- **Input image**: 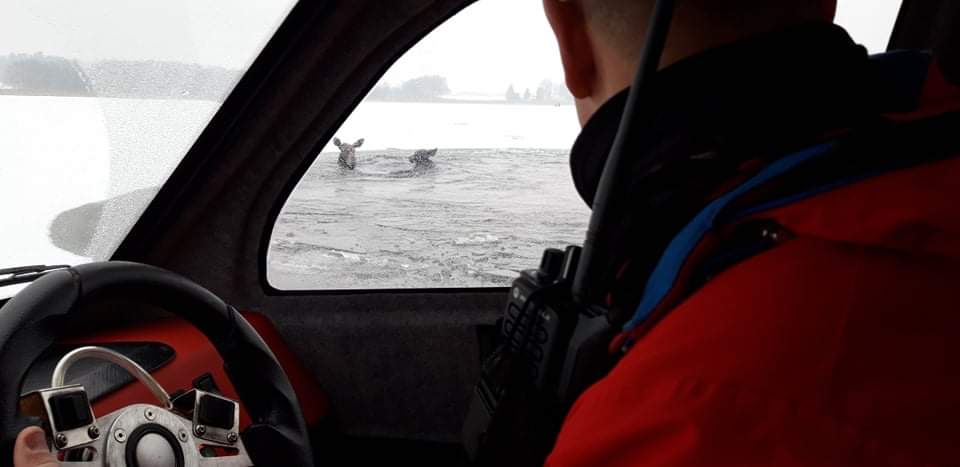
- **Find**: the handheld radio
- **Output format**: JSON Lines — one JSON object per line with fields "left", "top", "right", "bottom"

{"left": 461, "top": 246, "right": 615, "bottom": 465}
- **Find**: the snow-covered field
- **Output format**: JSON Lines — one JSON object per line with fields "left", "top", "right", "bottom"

{"left": 319, "top": 101, "right": 579, "bottom": 152}
{"left": 0, "top": 95, "right": 218, "bottom": 271}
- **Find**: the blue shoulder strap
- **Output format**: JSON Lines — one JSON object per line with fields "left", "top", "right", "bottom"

{"left": 622, "top": 50, "right": 934, "bottom": 334}
{"left": 622, "top": 142, "right": 835, "bottom": 332}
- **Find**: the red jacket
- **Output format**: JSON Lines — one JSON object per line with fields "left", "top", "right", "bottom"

{"left": 548, "top": 56, "right": 960, "bottom": 467}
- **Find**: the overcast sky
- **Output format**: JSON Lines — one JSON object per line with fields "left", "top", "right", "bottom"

{"left": 1, "top": 0, "right": 903, "bottom": 95}
{"left": 0, "top": 1, "right": 295, "bottom": 67}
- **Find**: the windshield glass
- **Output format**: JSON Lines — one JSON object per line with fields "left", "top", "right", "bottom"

{"left": 0, "top": 1, "right": 297, "bottom": 282}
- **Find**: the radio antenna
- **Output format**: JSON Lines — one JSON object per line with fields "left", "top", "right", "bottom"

{"left": 573, "top": 0, "right": 678, "bottom": 304}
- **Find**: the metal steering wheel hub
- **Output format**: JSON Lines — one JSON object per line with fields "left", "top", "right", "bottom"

{"left": 123, "top": 421, "right": 184, "bottom": 467}
{"left": 21, "top": 346, "right": 250, "bottom": 466}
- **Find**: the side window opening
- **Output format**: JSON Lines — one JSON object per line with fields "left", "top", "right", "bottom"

{"left": 835, "top": 0, "right": 903, "bottom": 53}
{"left": 268, "top": 0, "right": 589, "bottom": 290}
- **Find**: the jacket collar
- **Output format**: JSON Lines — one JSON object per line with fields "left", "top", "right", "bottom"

{"left": 570, "top": 23, "right": 877, "bottom": 207}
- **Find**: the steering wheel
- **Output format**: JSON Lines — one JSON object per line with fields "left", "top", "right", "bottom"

{"left": 0, "top": 262, "right": 314, "bottom": 466}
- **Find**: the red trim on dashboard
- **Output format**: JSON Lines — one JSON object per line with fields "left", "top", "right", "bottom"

{"left": 68, "top": 312, "right": 328, "bottom": 429}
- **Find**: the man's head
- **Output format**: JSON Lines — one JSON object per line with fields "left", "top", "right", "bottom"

{"left": 543, "top": 0, "right": 838, "bottom": 125}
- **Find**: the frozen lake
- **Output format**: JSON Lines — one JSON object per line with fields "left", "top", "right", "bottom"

{"left": 271, "top": 100, "right": 589, "bottom": 289}
{"left": 268, "top": 147, "right": 590, "bottom": 289}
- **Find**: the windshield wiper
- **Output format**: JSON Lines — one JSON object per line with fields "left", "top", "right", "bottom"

{"left": 0, "top": 264, "right": 71, "bottom": 287}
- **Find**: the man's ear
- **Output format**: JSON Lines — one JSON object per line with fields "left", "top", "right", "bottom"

{"left": 543, "top": 0, "right": 596, "bottom": 99}
{"left": 354, "top": 138, "right": 364, "bottom": 147}
{"left": 333, "top": 137, "right": 342, "bottom": 147}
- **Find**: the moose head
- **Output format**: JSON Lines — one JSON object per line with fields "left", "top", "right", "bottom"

{"left": 409, "top": 148, "right": 437, "bottom": 165}
{"left": 333, "top": 137, "right": 364, "bottom": 169}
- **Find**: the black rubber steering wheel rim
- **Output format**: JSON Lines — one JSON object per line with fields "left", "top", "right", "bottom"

{"left": 0, "top": 261, "right": 314, "bottom": 466}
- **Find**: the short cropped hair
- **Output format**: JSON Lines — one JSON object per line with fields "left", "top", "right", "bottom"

{"left": 579, "top": 0, "right": 834, "bottom": 60}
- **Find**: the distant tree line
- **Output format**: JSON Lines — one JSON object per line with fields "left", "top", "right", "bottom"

{"left": 0, "top": 54, "right": 575, "bottom": 105}
{"left": 367, "top": 75, "right": 451, "bottom": 102}
{"left": 363, "top": 74, "right": 574, "bottom": 104}
{"left": 506, "top": 79, "right": 574, "bottom": 105}
{"left": 0, "top": 52, "right": 241, "bottom": 101}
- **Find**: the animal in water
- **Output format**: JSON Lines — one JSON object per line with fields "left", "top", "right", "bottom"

{"left": 408, "top": 148, "right": 438, "bottom": 171}
{"left": 333, "top": 137, "right": 364, "bottom": 169}
{"left": 387, "top": 148, "right": 439, "bottom": 178}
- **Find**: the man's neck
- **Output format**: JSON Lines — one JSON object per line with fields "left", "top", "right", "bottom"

{"left": 581, "top": 19, "right": 839, "bottom": 125}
